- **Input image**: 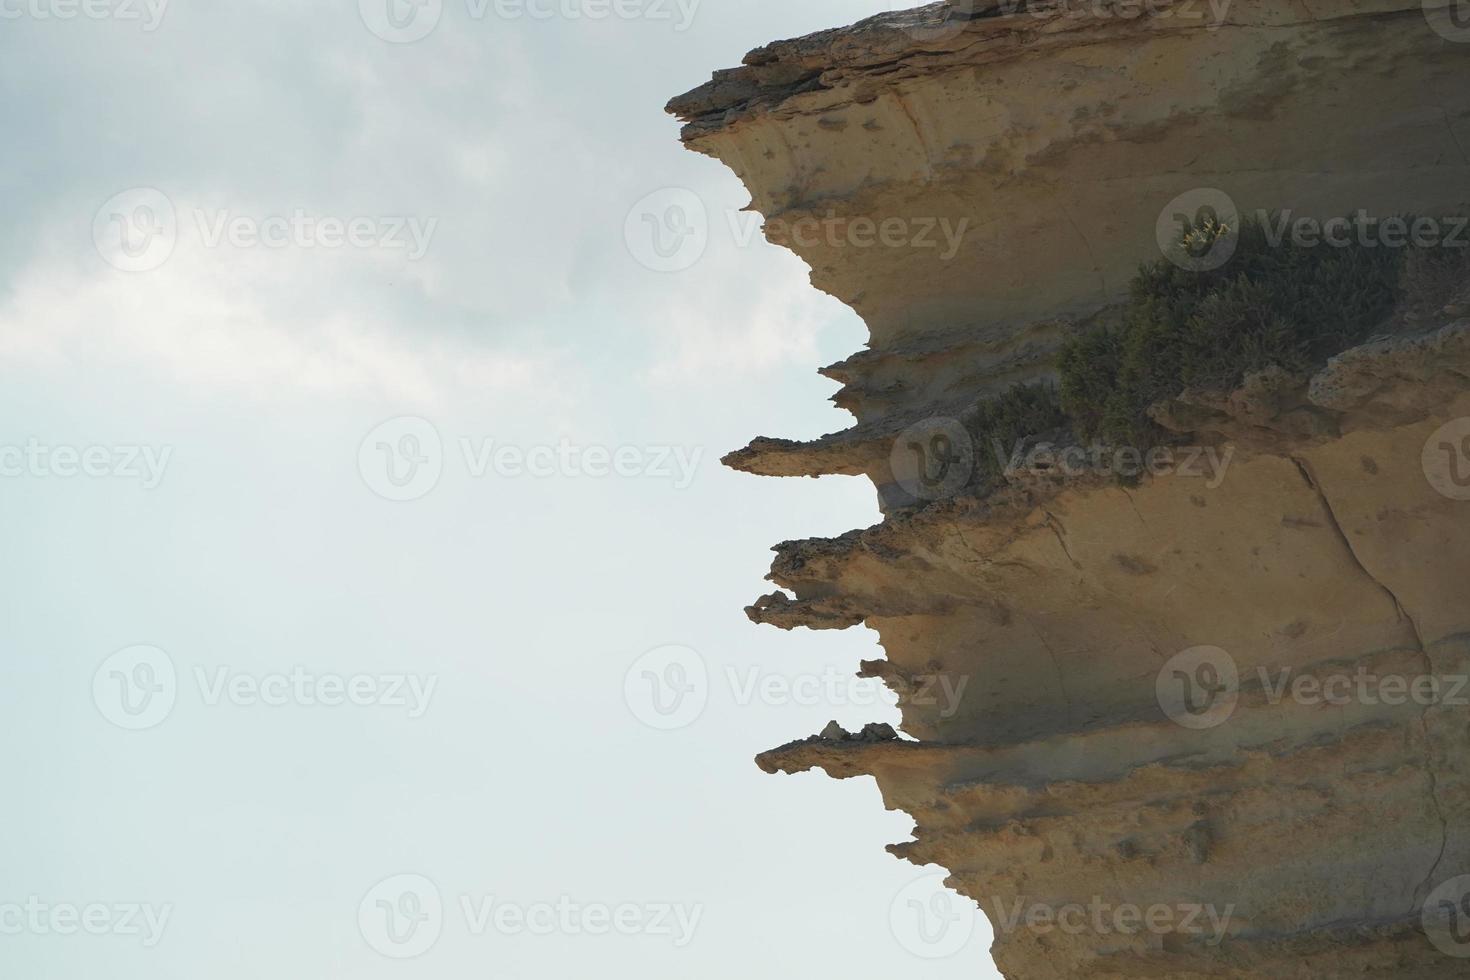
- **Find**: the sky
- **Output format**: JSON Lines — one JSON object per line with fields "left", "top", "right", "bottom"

{"left": 0, "top": 1, "right": 1003, "bottom": 976}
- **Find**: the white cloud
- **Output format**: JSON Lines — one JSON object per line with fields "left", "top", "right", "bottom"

{"left": 642, "top": 264, "right": 836, "bottom": 384}
{"left": 0, "top": 228, "right": 561, "bottom": 407}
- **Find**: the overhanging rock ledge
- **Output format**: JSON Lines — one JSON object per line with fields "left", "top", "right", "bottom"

{"left": 671, "top": 3, "right": 1470, "bottom": 976}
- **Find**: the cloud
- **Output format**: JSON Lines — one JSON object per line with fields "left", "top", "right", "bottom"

{"left": 0, "top": 5, "right": 862, "bottom": 408}
{"left": 0, "top": 222, "right": 561, "bottom": 406}
{"left": 641, "top": 264, "right": 837, "bottom": 384}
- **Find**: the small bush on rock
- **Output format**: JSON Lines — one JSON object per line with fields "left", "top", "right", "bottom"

{"left": 1060, "top": 213, "right": 1408, "bottom": 446}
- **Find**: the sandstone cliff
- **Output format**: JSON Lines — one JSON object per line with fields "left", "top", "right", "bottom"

{"left": 672, "top": 2, "right": 1470, "bottom": 977}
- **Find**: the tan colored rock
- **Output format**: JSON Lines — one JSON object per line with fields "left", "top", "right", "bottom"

{"left": 673, "top": 2, "right": 1470, "bottom": 977}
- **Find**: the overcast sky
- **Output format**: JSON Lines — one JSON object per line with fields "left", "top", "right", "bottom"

{"left": 0, "top": 1, "right": 1002, "bottom": 976}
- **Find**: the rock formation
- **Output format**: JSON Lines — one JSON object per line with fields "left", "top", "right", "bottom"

{"left": 671, "top": 2, "right": 1470, "bottom": 977}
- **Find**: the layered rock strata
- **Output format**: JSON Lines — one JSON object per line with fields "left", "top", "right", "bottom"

{"left": 672, "top": 2, "right": 1470, "bottom": 977}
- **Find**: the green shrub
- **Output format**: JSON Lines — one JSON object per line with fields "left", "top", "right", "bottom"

{"left": 1401, "top": 244, "right": 1470, "bottom": 317}
{"left": 954, "top": 212, "right": 1464, "bottom": 501}
{"left": 966, "top": 382, "right": 1067, "bottom": 484}
{"left": 1056, "top": 324, "right": 1121, "bottom": 443}
{"left": 1059, "top": 213, "right": 1405, "bottom": 446}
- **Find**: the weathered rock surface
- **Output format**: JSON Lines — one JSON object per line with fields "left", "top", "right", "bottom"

{"left": 672, "top": 3, "right": 1470, "bottom": 977}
